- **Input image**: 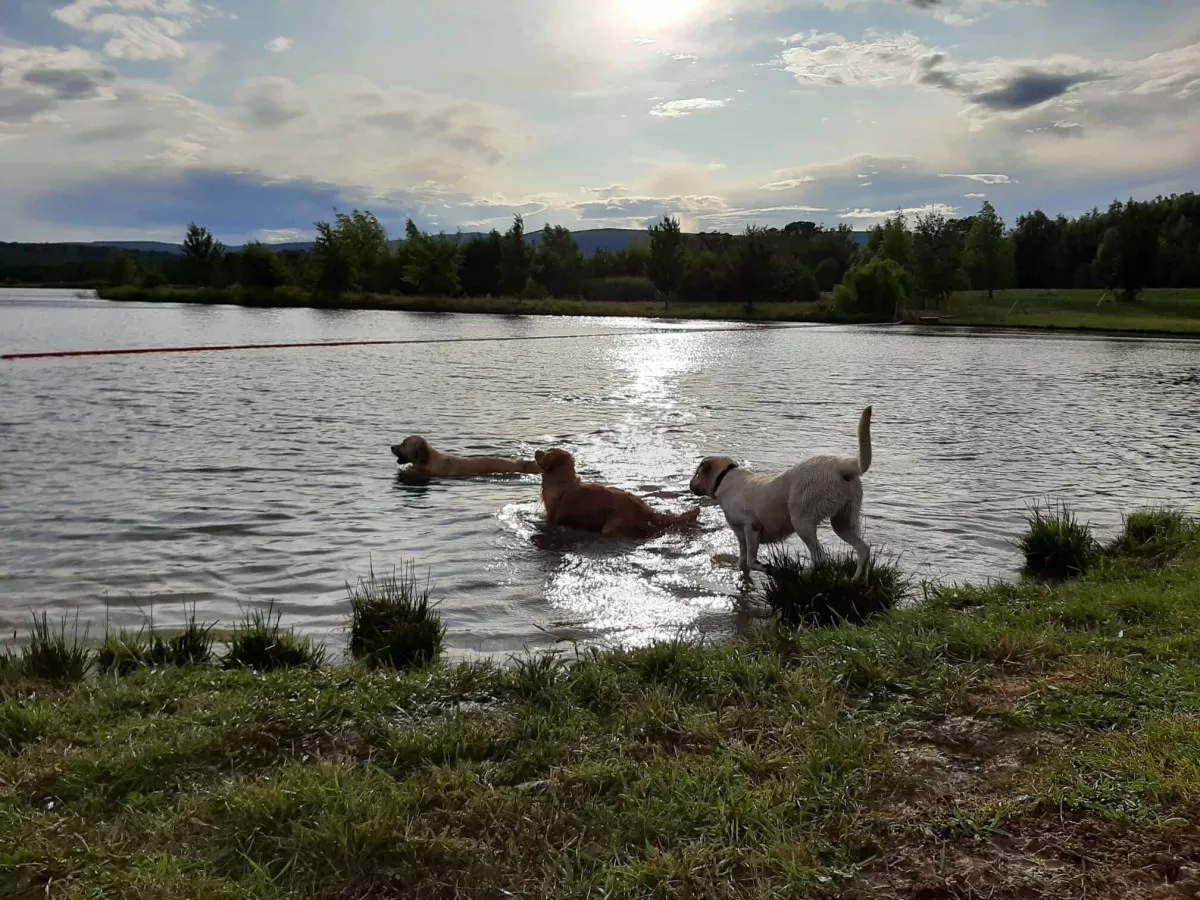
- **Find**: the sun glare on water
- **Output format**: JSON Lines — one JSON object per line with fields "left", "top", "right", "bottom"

{"left": 618, "top": 0, "right": 698, "bottom": 30}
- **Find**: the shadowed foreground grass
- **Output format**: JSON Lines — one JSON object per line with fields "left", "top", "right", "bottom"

{"left": 4, "top": 517, "right": 1200, "bottom": 897}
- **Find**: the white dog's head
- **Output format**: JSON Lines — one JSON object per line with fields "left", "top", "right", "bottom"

{"left": 689, "top": 456, "right": 738, "bottom": 498}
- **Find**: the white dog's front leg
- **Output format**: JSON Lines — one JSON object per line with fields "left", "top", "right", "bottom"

{"left": 744, "top": 521, "right": 767, "bottom": 573}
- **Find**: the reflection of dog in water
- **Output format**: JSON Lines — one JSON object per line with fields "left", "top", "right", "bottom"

{"left": 391, "top": 435, "right": 540, "bottom": 478}
{"left": 535, "top": 448, "right": 700, "bottom": 538}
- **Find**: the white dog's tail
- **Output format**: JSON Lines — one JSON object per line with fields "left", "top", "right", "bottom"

{"left": 856, "top": 406, "right": 872, "bottom": 475}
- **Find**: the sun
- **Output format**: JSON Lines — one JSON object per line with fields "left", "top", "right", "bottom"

{"left": 617, "top": 0, "right": 698, "bottom": 30}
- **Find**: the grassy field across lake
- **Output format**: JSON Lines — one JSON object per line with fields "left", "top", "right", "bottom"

{"left": 913, "top": 288, "right": 1200, "bottom": 335}
{"left": 96, "top": 285, "right": 1200, "bottom": 336}
{"left": 5, "top": 517, "right": 1200, "bottom": 898}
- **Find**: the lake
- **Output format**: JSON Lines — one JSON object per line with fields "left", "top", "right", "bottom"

{"left": 2, "top": 288, "right": 1198, "bottom": 657}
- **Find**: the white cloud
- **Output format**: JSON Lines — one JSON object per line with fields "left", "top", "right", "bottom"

{"left": 839, "top": 203, "right": 958, "bottom": 221}
{"left": 265, "top": 37, "right": 293, "bottom": 54}
{"left": 760, "top": 176, "right": 815, "bottom": 190}
{"left": 781, "top": 32, "right": 945, "bottom": 88}
{"left": 238, "top": 77, "right": 308, "bottom": 128}
{"left": 53, "top": 0, "right": 203, "bottom": 61}
{"left": 964, "top": 192, "right": 987, "bottom": 198}
{"left": 258, "top": 228, "right": 305, "bottom": 243}
{"left": 648, "top": 97, "right": 728, "bottom": 117}
{"left": 938, "top": 173, "right": 1013, "bottom": 184}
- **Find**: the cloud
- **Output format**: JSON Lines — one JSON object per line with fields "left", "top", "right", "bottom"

{"left": 964, "top": 192, "right": 987, "bottom": 198}
{"left": 970, "top": 70, "right": 1097, "bottom": 110}
{"left": 648, "top": 97, "right": 728, "bottom": 117}
{"left": 265, "top": 37, "right": 293, "bottom": 54}
{"left": 760, "top": 176, "right": 815, "bottom": 190}
{"left": 938, "top": 172, "right": 1013, "bottom": 184}
{"left": 53, "top": 0, "right": 204, "bottom": 61}
{"left": 839, "top": 203, "right": 958, "bottom": 221}
{"left": 781, "top": 32, "right": 1103, "bottom": 118}
{"left": 238, "top": 77, "right": 308, "bottom": 128}
{"left": 0, "top": 45, "right": 115, "bottom": 127}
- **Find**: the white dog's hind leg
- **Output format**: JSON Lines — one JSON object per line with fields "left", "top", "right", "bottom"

{"left": 831, "top": 504, "right": 871, "bottom": 582}
{"left": 793, "top": 519, "right": 826, "bottom": 569}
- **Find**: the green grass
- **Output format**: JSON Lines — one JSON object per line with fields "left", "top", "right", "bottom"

{"left": 224, "top": 603, "right": 326, "bottom": 672}
{"left": 3, "top": 513, "right": 1200, "bottom": 897}
{"left": 1017, "top": 501, "right": 1099, "bottom": 580}
{"left": 759, "top": 551, "right": 910, "bottom": 628}
{"left": 914, "top": 287, "right": 1200, "bottom": 335}
{"left": 97, "top": 285, "right": 1200, "bottom": 336}
{"left": 17, "top": 613, "right": 91, "bottom": 682}
{"left": 347, "top": 564, "right": 446, "bottom": 669}
{"left": 1107, "top": 506, "right": 1197, "bottom": 564}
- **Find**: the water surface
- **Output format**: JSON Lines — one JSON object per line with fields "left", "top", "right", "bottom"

{"left": 2, "top": 288, "right": 1197, "bottom": 655}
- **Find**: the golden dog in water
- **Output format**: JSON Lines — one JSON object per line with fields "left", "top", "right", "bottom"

{"left": 391, "top": 436, "right": 540, "bottom": 478}
{"left": 535, "top": 448, "right": 700, "bottom": 537}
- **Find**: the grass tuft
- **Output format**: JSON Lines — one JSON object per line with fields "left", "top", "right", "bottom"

{"left": 20, "top": 612, "right": 91, "bottom": 681}
{"left": 1017, "top": 501, "right": 1099, "bottom": 580}
{"left": 759, "top": 551, "right": 909, "bottom": 629}
{"left": 96, "top": 627, "right": 154, "bottom": 676}
{"left": 225, "top": 602, "right": 326, "bottom": 672}
{"left": 347, "top": 564, "right": 445, "bottom": 670}
{"left": 1107, "top": 506, "right": 1196, "bottom": 564}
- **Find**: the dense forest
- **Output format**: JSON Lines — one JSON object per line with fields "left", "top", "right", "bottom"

{"left": 4, "top": 192, "right": 1198, "bottom": 313}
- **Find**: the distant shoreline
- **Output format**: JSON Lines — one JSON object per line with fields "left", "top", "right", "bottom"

{"left": 86, "top": 284, "right": 1200, "bottom": 339}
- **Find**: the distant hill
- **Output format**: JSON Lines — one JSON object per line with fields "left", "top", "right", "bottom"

{"left": 3, "top": 227, "right": 869, "bottom": 263}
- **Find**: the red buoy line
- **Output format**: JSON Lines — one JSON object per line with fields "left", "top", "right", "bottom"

{"left": 2, "top": 324, "right": 771, "bottom": 361}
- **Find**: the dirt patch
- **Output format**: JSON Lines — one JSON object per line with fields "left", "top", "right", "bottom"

{"left": 847, "top": 815, "right": 1200, "bottom": 899}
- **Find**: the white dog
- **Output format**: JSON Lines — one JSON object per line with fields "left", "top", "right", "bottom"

{"left": 689, "top": 407, "right": 873, "bottom": 580}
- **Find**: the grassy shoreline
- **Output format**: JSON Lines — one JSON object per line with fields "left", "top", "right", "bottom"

{"left": 95, "top": 284, "right": 1200, "bottom": 337}
{"left": 5, "top": 514, "right": 1200, "bottom": 898}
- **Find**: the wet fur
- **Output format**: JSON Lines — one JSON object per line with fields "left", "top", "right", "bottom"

{"left": 392, "top": 436, "right": 540, "bottom": 478}
{"left": 536, "top": 448, "right": 700, "bottom": 538}
{"left": 690, "top": 407, "right": 874, "bottom": 580}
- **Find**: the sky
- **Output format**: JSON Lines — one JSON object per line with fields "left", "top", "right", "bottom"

{"left": 1, "top": 0, "right": 1198, "bottom": 244}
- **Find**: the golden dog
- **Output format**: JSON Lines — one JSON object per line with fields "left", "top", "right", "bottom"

{"left": 535, "top": 448, "right": 700, "bottom": 537}
{"left": 392, "top": 436, "right": 540, "bottom": 477}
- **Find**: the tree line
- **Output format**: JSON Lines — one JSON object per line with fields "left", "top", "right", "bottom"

{"left": 4, "top": 192, "right": 1197, "bottom": 312}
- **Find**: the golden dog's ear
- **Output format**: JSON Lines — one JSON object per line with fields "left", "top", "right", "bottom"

{"left": 410, "top": 437, "right": 431, "bottom": 465}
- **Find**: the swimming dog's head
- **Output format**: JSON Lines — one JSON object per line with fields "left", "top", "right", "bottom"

{"left": 391, "top": 435, "right": 432, "bottom": 466}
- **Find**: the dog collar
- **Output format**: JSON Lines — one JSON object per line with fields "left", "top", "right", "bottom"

{"left": 711, "top": 462, "right": 739, "bottom": 497}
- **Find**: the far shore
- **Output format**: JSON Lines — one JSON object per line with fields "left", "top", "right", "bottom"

{"left": 87, "top": 284, "right": 1200, "bottom": 338}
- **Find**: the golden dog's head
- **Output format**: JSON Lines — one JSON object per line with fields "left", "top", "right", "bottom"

{"left": 534, "top": 448, "right": 577, "bottom": 478}
{"left": 392, "top": 435, "right": 432, "bottom": 466}
{"left": 690, "top": 456, "right": 738, "bottom": 497}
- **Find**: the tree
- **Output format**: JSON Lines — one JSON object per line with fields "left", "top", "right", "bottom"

{"left": 460, "top": 230, "right": 504, "bottom": 296}
{"left": 813, "top": 257, "right": 841, "bottom": 293}
{"left": 499, "top": 214, "right": 532, "bottom": 297}
{"left": 402, "top": 219, "right": 462, "bottom": 296}
{"left": 1012, "top": 210, "right": 1065, "bottom": 289}
{"left": 911, "top": 210, "right": 963, "bottom": 306}
{"left": 534, "top": 225, "right": 585, "bottom": 297}
{"left": 179, "top": 222, "right": 224, "bottom": 286}
{"left": 106, "top": 252, "right": 138, "bottom": 287}
{"left": 736, "top": 225, "right": 774, "bottom": 314}
{"left": 1092, "top": 199, "right": 1159, "bottom": 302}
{"left": 313, "top": 220, "right": 353, "bottom": 296}
{"left": 647, "top": 215, "right": 685, "bottom": 304}
{"left": 834, "top": 258, "right": 912, "bottom": 318}
{"left": 238, "top": 242, "right": 286, "bottom": 289}
{"left": 867, "top": 213, "right": 913, "bottom": 267}
{"left": 963, "top": 201, "right": 1015, "bottom": 299}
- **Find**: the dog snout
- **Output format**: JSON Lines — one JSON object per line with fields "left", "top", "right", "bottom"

{"left": 391, "top": 444, "right": 408, "bottom": 461}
